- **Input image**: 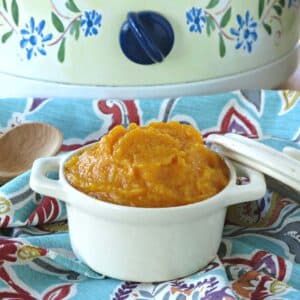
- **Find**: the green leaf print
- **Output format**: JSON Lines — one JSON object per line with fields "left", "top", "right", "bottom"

{"left": 65, "top": 0, "right": 81, "bottom": 13}
{"left": 219, "top": 33, "right": 226, "bottom": 57}
{"left": 52, "top": 12, "right": 65, "bottom": 33}
{"left": 273, "top": 5, "right": 282, "bottom": 15}
{"left": 206, "top": 0, "right": 220, "bottom": 9}
{"left": 1, "top": 30, "right": 13, "bottom": 43}
{"left": 58, "top": 38, "right": 66, "bottom": 63}
{"left": 11, "top": 0, "right": 19, "bottom": 26}
{"left": 220, "top": 7, "right": 232, "bottom": 28}
{"left": 258, "top": 0, "right": 265, "bottom": 18}
{"left": 263, "top": 23, "right": 272, "bottom": 34}
{"left": 70, "top": 20, "right": 81, "bottom": 40}
{"left": 2, "top": 0, "right": 7, "bottom": 12}
{"left": 206, "top": 16, "right": 215, "bottom": 36}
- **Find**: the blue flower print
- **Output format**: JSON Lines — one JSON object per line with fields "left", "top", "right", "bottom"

{"left": 230, "top": 11, "right": 258, "bottom": 53}
{"left": 81, "top": 10, "right": 102, "bottom": 37}
{"left": 20, "top": 17, "right": 53, "bottom": 60}
{"left": 186, "top": 7, "right": 207, "bottom": 33}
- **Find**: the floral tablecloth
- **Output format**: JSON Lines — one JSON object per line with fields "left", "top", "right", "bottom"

{"left": 0, "top": 90, "right": 299, "bottom": 299}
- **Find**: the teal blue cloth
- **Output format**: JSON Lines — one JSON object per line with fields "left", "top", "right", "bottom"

{"left": 0, "top": 90, "right": 299, "bottom": 299}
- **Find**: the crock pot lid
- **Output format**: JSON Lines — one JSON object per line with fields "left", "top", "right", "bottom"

{"left": 206, "top": 133, "right": 300, "bottom": 193}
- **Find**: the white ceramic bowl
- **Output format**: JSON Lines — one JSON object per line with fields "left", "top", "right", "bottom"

{"left": 0, "top": 0, "right": 299, "bottom": 98}
{"left": 29, "top": 146, "right": 266, "bottom": 282}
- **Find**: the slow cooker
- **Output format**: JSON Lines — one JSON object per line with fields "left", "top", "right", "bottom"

{"left": 0, "top": 0, "right": 299, "bottom": 98}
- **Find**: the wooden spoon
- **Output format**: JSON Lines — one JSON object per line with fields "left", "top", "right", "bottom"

{"left": 0, "top": 122, "right": 63, "bottom": 185}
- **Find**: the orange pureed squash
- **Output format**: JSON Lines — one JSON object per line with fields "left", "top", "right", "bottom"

{"left": 64, "top": 122, "right": 230, "bottom": 207}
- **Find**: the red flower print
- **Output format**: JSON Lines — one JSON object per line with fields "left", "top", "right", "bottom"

{"left": 27, "top": 196, "right": 61, "bottom": 225}
{"left": 223, "top": 250, "right": 286, "bottom": 281}
{"left": 203, "top": 105, "right": 260, "bottom": 139}
{"left": 0, "top": 240, "right": 22, "bottom": 264}
{"left": 97, "top": 99, "right": 140, "bottom": 129}
{"left": 43, "top": 284, "right": 73, "bottom": 300}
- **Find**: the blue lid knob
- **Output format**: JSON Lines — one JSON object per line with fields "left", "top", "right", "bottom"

{"left": 120, "top": 11, "right": 174, "bottom": 65}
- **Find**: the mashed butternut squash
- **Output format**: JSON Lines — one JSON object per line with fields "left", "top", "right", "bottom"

{"left": 64, "top": 122, "right": 229, "bottom": 207}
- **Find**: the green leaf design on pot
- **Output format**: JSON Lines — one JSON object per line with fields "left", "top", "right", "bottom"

{"left": 58, "top": 37, "right": 66, "bottom": 63}
{"left": 52, "top": 12, "right": 65, "bottom": 33}
{"left": 258, "top": 0, "right": 265, "bottom": 18}
{"left": 66, "top": 0, "right": 80, "bottom": 13}
{"left": 263, "top": 22, "right": 272, "bottom": 34}
{"left": 11, "top": 0, "right": 18, "bottom": 25}
{"left": 219, "top": 33, "right": 226, "bottom": 57}
{"left": 1, "top": 30, "right": 12, "bottom": 43}
{"left": 206, "top": 0, "right": 220, "bottom": 9}
{"left": 2, "top": 0, "right": 7, "bottom": 12}
{"left": 220, "top": 7, "right": 232, "bottom": 28}
{"left": 206, "top": 16, "right": 216, "bottom": 36}
{"left": 279, "top": 0, "right": 286, "bottom": 5}
{"left": 70, "top": 20, "right": 80, "bottom": 40}
{"left": 273, "top": 4, "right": 283, "bottom": 15}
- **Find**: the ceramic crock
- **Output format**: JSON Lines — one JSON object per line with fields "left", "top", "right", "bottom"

{"left": 0, "top": 0, "right": 299, "bottom": 91}
{"left": 29, "top": 145, "right": 266, "bottom": 282}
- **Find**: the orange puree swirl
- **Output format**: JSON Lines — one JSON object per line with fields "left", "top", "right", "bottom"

{"left": 64, "top": 122, "right": 229, "bottom": 207}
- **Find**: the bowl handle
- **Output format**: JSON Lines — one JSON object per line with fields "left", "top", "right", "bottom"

{"left": 30, "top": 156, "right": 67, "bottom": 202}
{"left": 225, "top": 162, "right": 266, "bottom": 207}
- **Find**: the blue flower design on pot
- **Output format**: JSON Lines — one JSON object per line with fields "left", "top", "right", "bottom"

{"left": 230, "top": 11, "right": 258, "bottom": 53}
{"left": 20, "top": 17, "right": 53, "bottom": 60}
{"left": 81, "top": 10, "right": 102, "bottom": 37}
{"left": 186, "top": 7, "right": 207, "bottom": 33}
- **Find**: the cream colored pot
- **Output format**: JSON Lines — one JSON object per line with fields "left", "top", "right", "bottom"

{"left": 29, "top": 145, "right": 266, "bottom": 282}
